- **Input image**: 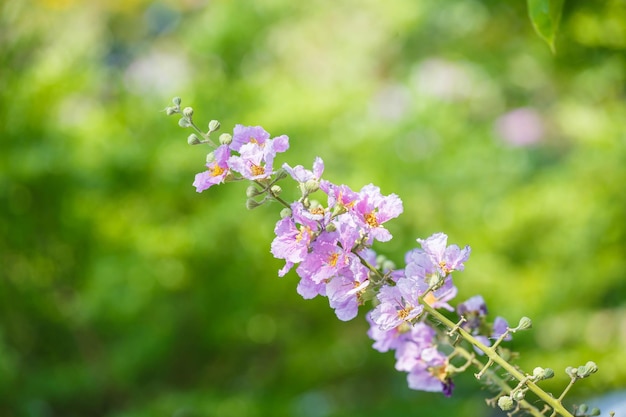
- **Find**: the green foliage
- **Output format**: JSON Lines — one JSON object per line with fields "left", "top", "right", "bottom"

{"left": 527, "top": 0, "right": 565, "bottom": 52}
{"left": 1, "top": 0, "right": 625, "bottom": 416}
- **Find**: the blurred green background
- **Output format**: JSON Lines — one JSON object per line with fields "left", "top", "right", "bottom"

{"left": 1, "top": 0, "right": 625, "bottom": 416}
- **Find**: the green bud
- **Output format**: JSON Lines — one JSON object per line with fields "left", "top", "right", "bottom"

{"left": 280, "top": 208, "right": 292, "bottom": 218}
{"left": 178, "top": 117, "right": 191, "bottom": 128}
{"left": 565, "top": 366, "right": 578, "bottom": 378}
{"left": 246, "top": 185, "right": 263, "bottom": 198}
{"left": 270, "top": 185, "right": 282, "bottom": 196}
{"left": 516, "top": 316, "right": 532, "bottom": 331}
{"left": 497, "top": 395, "right": 514, "bottom": 411}
{"left": 325, "top": 222, "right": 337, "bottom": 233}
{"left": 532, "top": 367, "right": 554, "bottom": 380}
{"left": 188, "top": 134, "right": 201, "bottom": 145}
{"left": 208, "top": 120, "right": 221, "bottom": 132}
{"left": 206, "top": 152, "right": 215, "bottom": 164}
{"left": 246, "top": 198, "right": 264, "bottom": 210}
{"left": 578, "top": 404, "right": 588, "bottom": 413}
{"left": 589, "top": 407, "right": 601, "bottom": 416}
{"left": 182, "top": 107, "right": 194, "bottom": 117}
{"left": 382, "top": 259, "right": 396, "bottom": 272}
{"left": 542, "top": 368, "right": 554, "bottom": 380}
{"left": 172, "top": 97, "right": 182, "bottom": 107}
{"left": 304, "top": 179, "right": 320, "bottom": 193}
{"left": 579, "top": 361, "right": 598, "bottom": 378}
{"left": 219, "top": 133, "right": 233, "bottom": 145}
{"left": 166, "top": 106, "right": 177, "bottom": 116}
{"left": 273, "top": 168, "right": 288, "bottom": 181}
{"left": 511, "top": 388, "right": 526, "bottom": 402}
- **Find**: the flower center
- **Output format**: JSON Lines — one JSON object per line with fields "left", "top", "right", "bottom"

{"left": 365, "top": 211, "right": 379, "bottom": 227}
{"left": 251, "top": 164, "right": 265, "bottom": 176}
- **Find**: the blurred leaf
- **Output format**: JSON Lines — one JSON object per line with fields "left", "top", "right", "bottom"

{"left": 527, "top": 0, "right": 564, "bottom": 53}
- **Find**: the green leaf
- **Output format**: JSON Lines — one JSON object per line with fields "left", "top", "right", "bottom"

{"left": 527, "top": 0, "right": 564, "bottom": 53}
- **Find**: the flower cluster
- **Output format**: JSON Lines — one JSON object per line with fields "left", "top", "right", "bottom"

{"left": 193, "top": 124, "right": 289, "bottom": 192}
{"left": 167, "top": 100, "right": 603, "bottom": 417}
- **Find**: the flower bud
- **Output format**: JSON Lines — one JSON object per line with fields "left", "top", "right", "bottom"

{"left": 516, "top": 316, "right": 532, "bottom": 331}
{"left": 182, "top": 107, "right": 194, "bottom": 117}
{"left": 188, "top": 134, "right": 201, "bottom": 145}
{"left": 206, "top": 152, "right": 215, "bottom": 164}
{"left": 172, "top": 97, "right": 182, "bottom": 107}
{"left": 304, "top": 179, "right": 320, "bottom": 193}
{"left": 246, "top": 198, "right": 265, "bottom": 210}
{"left": 578, "top": 361, "right": 598, "bottom": 378}
{"left": 542, "top": 368, "right": 554, "bottom": 380}
{"left": 511, "top": 388, "right": 526, "bottom": 402}
{"left": 578, "top": 404, "right": 588, "bottom": 413}
{"left": 273, "top": 168, "right": 288, "bottom": 181}
{"left": 589, "top": 407, "right": 601, "bottom": 416}
{"left": 270, "top": 185, "right": 282, "bottom": 196}
{"left": 208, "top": 120, "right": 220, "bottom": 132}
{"left": 219, "top": 133, "right": 233, "bottom": 145}
{"left": 565, "top": 366, "right": 578, "bottom": 378}
{"left": 246, "top": 185, "right": 263, "bottom": 198}
{"left": 532, "top": 367, "right": 545, "bottom": 379}
{"left": 497, "top": 395, "right": 514, "bottom": 411}
{"left": 178, "top": 117, "right": 191, "bottom": 128}
{"left": 166, "top": 106, "right": 177, "bottom": 116}
{"left": 279, "top": 208, "right": 292, "bottom": 218}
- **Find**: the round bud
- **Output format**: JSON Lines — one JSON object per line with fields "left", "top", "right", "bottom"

{"left": 208, "top": 120, "right": 220, "bottom": 132}
{"left": 219, "top": 133, "right": 233, "bottom": 145}
{"left": 578, "top": 404, "right": 588, "bottom": 413}
{"left": 206, "top": 152, "right": 215, "bottom": 164}
{"left": 583, "top": 361, "right": 598, "bottom": 376}
{"left": 532, "top": 367, "right": 545, "bottom": 379}
{"left": 246, "top": 185, "right": 262, "bottom": 198}
{"left": 270, "top": 185, "right": 282, "bottom": 196}
{"left": 542, "top": 368, "right": 554, "bottom": 380}
{"left": 304, "top": 179, "right": 320, "bottom": 193}
{"left": 516, "top": 316, "right": 532, "bottom": 331}
{"left": 511, "top": 388, "right": 526, "bottom": 402}
{"left": 178, "top": 117, "right": 191, "bottom": 128}
{"left": 246, "top": 198, "right": 264, "bottom": 210}
{"left": 382, "top": 259, "right": 396, "bottom": 272}
{"left": 166, "top": 106, "right": 177, "bottom": 116}
{"left": 172, "top": 97, "right": 182, "bottom": 106}
{"left": 565, "top": 366, "right": 578, "bottom": 378}
{"left": 590, "top": 407, "right": 601, "bottom": 416}
{"left": 188, "top": 134, "right": 201, "bottom": 145}
{"left": 279, "top": 208, "right": 292, "bottom": 218}
{"left": 182, "top": 107, "right": 194, "bottom": 117}
{"left": 497, "top": 396, "right": 514, "bottom": 411}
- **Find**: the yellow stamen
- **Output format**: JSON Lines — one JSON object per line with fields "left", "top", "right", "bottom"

{"left": 251, "top": 164, "right": 265, "bottom": 176}
{"left": 365, "top": 211, "right": 379, "bottom": 227}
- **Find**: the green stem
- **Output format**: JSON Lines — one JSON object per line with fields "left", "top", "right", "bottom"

{"left": 420, "top": 300, "right": 574, "bottom": 417}
{"left": 453, "top": 346, "right": 545, "bottom": 417}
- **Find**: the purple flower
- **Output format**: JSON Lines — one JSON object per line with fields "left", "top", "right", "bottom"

{"left": 406, "top": 347, "right": 453, "bottom": 396}
{"left": 227, "top": 128, "right": 289, "bottom": 180}
{"left": 296, "top": 222, "right": 360, "bottom": 284}
{"left": 354, "top": 184, "right": 403, "bottom": 243}
{"left": 283, "top": 157, "right": 324, "bottom": 183}
{"left": 457, "top": 295, "right": 512, "bottom": 354}
{"left": 192, "top": 144, "right": 230, "bottom": 192}
{"left": 230, "top": 124, "right": 271, "bottom": 152}
{"left": 271, "top": 202, "right": 319, "bottom": 276}
{"left": 404, "top": 248, "right": 457, "bottom": 310}
{"left": 320, "top": 181, "right": 360, "bottom": 214}
{"left": 326, "top": 263, "right": 370, "bottom": 321}
{"left": 417, "top": 232, "right": 470, "bottom": 277}
{"left": 370, "top": 278, "right": 423, "bottom": 331}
